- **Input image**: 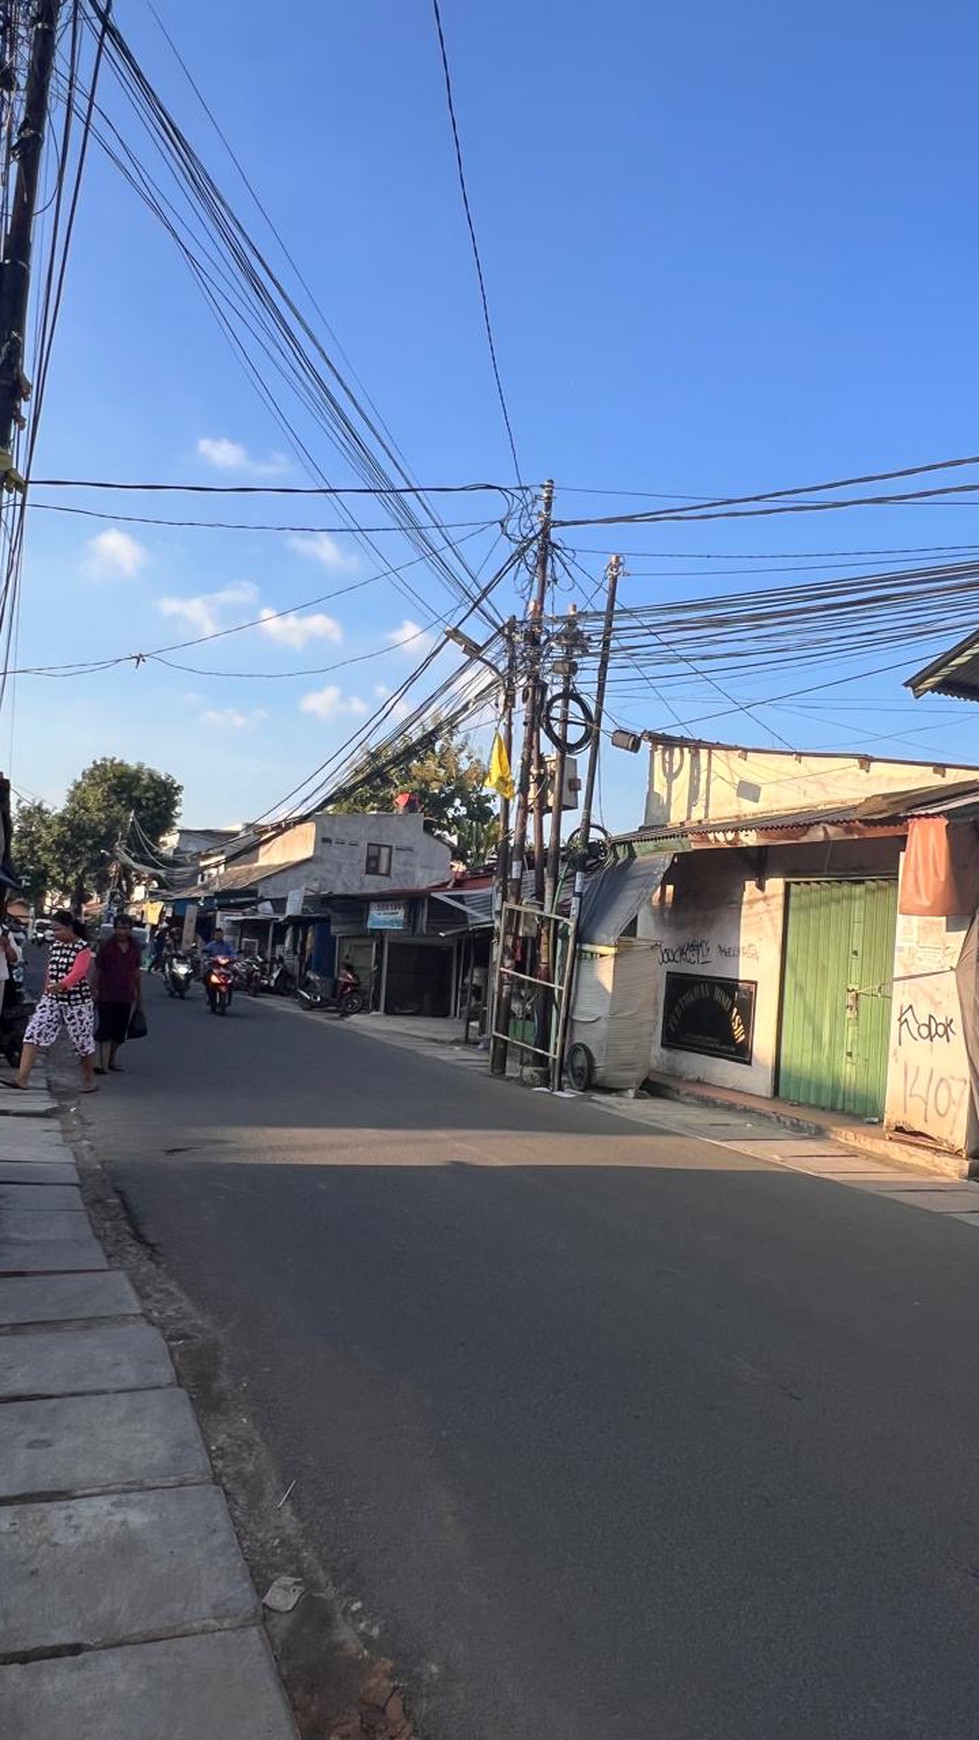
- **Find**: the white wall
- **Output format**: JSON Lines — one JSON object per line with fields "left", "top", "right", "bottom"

{"left": 638, "top": 853, "right": 786, "bottom": 1095}
{"left": 883, "top": 866, "right": 976, "bottom": 1153}
{"left": 645, "top": 741, "right": 979, "bottom": 828}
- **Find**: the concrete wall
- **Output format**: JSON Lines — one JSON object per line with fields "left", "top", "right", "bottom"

{"left": 638, "top": 851, "right": 785, "bottom": 1095}
{"left": 307, "top": 812, "right": 452, "bottom": 895}
{"left": 645, "top": 741, "right": 979, "bottom": 828}
{"left": 883, "top": 857, "right": 976, "bottom": 1154}
{"left": 639, "top": 837, "right": 904, "bottom": 1098}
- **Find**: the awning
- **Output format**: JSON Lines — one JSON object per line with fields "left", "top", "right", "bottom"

{"left": 578, "top": 853, "right": 672, "bottom": 946}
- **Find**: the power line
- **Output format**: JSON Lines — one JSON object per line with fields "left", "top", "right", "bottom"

{"left": 430, "top": 0, "right": 521, "bottom": 482}
{"left": 553, "top": 452, "right": 979, "bottom": 529}
{"left": 30, "top": 476, "right": 517, "bottom": 497}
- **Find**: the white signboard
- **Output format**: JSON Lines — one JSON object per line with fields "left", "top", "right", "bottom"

{"left": 368, "top": 901, "right": 406, "bottom": 932}
{"left": 180, "top": 903, "right": 198, "bottom": 951}
{"left": 285, "top": 887, "right": 307, "bottom": 917}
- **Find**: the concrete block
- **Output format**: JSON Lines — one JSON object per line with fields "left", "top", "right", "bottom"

{"left": 0, "top": 1270, "right": 139, "bottom": 1325}
{"left": 0, "top": 1208, "right": 90, "bottom": 1241}
{"left": 0, "top": 1094, "right": 57, "bottom": 1117}
{"left": 0, "top": 1322, "right": 173, "bottom": 1399}
{"left": 0, "top": 1184, "right": 83, "bottom": 1213}
{"left": 0, "top": 1388, "right": 211, "bottom": 1498}
{"left": 0, "top": 1236, "right": 106, "bottom": 1273}
{"left": 0, "top": 1484, "right": 257, "bottom": 1653}
{"left": 0, "top": 1162, "right": 79, "bottom": 1185}
{"left": 0, "top": 1627, "right": 299, "bottom": 1740}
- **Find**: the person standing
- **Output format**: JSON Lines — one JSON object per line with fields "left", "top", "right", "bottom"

{"left": 93, "top": 912, "right": 142, "bottom": 1075}
{"left": 8, "top": 910, "right": 97, "bottom": 1092}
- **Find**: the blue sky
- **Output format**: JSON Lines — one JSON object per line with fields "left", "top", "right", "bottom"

{"left": 9, "top": 0, "right": 979, "bottom": 829}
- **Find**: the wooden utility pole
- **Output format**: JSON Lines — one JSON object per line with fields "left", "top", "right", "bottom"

{"left": 552, "top": 554, "right": 622, "bottom": 1089}
{"left": 485, "top": 617, "right": 516, "bottom": 1054}
{"left": 0, "top": 0, "right": 60, "bottom": 466}
{"left": 490, "top": 480, "right": 553, "bottom": 1076}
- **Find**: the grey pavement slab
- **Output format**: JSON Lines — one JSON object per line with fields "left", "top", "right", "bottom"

{"left": 0, "top": 1094, "right": 57, "bottom": 1116}
{"left": 0, "top": 1235, "right": 106, "bottom": 1273}
{"left": 0, "top": 1627, "right": 298, "bottom": 1740}
{"left": 0, "top": 1484, "right": 257, "bottom": 1653}
{"left": 0, "top": 1207, "right": 89, "bottom": 1241}
{"left": 875, "top": 1189, "right": 979, "bottom": 1213}
{"left": 0, "top": 1160, "right": 79, "bottom": 1184}
{"left": 0, "top": 1321, "right": 173, "bottom": 1398}
{"left": 0, "top": 1387, "right": 211, "bottom": 1498}
{"left": 0, "top": 1183, "right": 83, "bottom": 1212}
{"left": 0, "top": 1270, "right": 139, "bottom": 1325}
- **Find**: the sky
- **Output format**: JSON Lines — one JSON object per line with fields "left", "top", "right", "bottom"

{"left": 8, "top": 0, "right": 979, "bottom": 831}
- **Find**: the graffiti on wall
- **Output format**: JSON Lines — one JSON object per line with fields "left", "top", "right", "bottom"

{"left": 653, "top": 938, "right": 760, "bottom": 967}
{"left": 897, "top": 1004, "right": 955, "bottom": 1045}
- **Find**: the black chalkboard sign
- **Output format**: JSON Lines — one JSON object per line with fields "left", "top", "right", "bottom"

{"left": 661, "top": 972, "right": 756, "bottom": 1065}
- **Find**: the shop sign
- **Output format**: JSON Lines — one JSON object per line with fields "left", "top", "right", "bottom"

{"left": 661, "top": 971, "right": 756, "bottom": 1065}
{"left": 368, "top": 900, "right": 406, "bottom": 931}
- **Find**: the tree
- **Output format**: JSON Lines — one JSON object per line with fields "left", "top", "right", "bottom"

{"left": 331, "top": 725, "right": 497, "bottom": 862}
{"left": 14, "top": 759, "right": 182, "bottom": 910}
{"left": 11, "top": 799, "right": 58, "bottom": 907}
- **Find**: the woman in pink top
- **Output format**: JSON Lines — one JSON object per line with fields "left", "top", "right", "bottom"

{"left": 8, "top": 910, "right": 97, "bottom": 1093}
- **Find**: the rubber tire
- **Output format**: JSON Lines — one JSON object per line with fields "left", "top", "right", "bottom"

{"left": 177, "top": 984, "right": 187, "bottom": 999}
{"left": 339, "top": 991, "right": 365, "bottom": 1018}
{"left": 566, "top": 1043, "right": 595, "bottom": 1092}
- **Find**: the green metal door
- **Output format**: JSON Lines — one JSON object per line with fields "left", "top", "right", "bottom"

{"left": 778, "top": 880, "right": 897, "bottom": 1118}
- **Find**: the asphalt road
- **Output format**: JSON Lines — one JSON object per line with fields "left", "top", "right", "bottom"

{"left": 75, "top": 972, "right": 979, "bottom": 1739}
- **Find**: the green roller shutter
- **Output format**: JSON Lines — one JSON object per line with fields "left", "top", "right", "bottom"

{"left": 778, "top": 880, "right": 897, "bottom": 1118}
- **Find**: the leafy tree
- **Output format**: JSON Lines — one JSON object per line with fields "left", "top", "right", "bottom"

{"left": 11, "top": 799, "right": 58, "bottom": 908}
{"left": 16, "top": 759, "right": 182, "bottom": 909}
{"left": 331, "top": 726, "right": 497, "bottom": 862}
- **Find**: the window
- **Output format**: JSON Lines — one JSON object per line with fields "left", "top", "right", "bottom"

{"left": 366, "top": 842, "right": 392, "bottom": 877}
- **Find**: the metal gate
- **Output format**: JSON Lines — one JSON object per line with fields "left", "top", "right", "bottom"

{"left": 777, "top": 879, "right": 897, "bottom": 1118}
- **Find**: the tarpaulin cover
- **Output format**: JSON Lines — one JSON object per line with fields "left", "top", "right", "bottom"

{"left": 900, "top": 816, "right": 979, "bottom": 917}
{"left": 578, "top": 853, "right": 671, "bottom": 946}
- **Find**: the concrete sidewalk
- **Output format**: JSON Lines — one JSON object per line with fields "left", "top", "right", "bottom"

{"left": 0, "top": 1099, "right": 298, "bottom": 1738}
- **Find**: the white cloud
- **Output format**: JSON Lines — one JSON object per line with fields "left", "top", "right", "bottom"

{"left": 287, "top": 531, "right": 358, "bottom": 571}
{"left": 196, "top": 436, "right": 288, "bottom": 477}
{"left": 199, "top": 706, "right": 268, "bottom": 731}
{"left": 299, "top": 686, "right": 368, "bottom": 721}
{"left": 386, "top": 618, "right": 433, "bottom": 654}
{"left": 258, "top": 608, "right": 342, "bottom": 649}
{"left": 157, "top": 581, "right": 259, "bottom": 638}
{"left": 83, "top": 528, "right": 148, "bottom": 580}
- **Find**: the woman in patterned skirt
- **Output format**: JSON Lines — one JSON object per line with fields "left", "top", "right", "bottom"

{"left": 8, "top": 910, "right": 98, "bottom": 1093}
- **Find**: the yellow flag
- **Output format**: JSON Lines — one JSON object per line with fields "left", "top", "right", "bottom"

{"left": 487, "top": 731, "right": 515, "bottom": 800}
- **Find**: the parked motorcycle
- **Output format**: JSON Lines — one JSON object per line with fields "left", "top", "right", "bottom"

{"left": 203, "top": 954, "right": 235, "bottom": 1016}
{"left": 163, "top": 951, "right": 194, "bottom": 999}
{"left": 233, "top": 956, "right": 261, "bottom": 997}
{"left": 297, "top": 964, "right": 365, "bottom": 1018}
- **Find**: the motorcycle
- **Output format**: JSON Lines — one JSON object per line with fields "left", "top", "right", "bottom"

{"left": 297, "top": 964, "right": 365, "bottom": 1019}
{"left": 203, "top": 953, "right": 235, "bottom": 1016}
{"left": 163, "top": 951, "right": 194, "bottom": 999}
{"left": 233, "top": 956, "right": 261, "bottom": 997}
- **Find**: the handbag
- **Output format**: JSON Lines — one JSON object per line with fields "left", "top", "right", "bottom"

{"left": 127, "top": 1005, "right": 148, "bottom": 1041}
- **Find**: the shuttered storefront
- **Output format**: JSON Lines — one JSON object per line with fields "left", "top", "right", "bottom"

{"left": 778, "top": 879, "right": 897, "bottom": 1118}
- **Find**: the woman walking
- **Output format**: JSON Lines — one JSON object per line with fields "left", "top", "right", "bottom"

{"left": 9, "top": 910, "right": 97, "bottom": 1093}
{"left": 94, "top": 912, "right": 142, "bottom": 1074}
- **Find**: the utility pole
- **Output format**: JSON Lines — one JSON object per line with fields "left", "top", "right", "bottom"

{"left": 490, "top": 480, "right": 554, "bottom": 1076}
{"left": 552, "top": 554, "right": 622, "bottom": 1089}
{"left": 486, "top": 617, "right": 516, "bottom": 1054}
{"left": 0, "top": 0, "right": 60, "bottom": 468}
{"left": 0, "top": 1, "right": 61, "bottom": 919}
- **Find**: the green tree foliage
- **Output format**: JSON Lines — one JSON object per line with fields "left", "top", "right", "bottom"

{"left": 13, "top": 759, "right": 182, "bottom": 910}
{"left": 10, "top": 800, "right": 58, "bottom": 907}
{"left": 331, "top": 726, "right": 497, "bottom": 862}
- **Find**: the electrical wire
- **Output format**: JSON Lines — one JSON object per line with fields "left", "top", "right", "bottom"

{"left": 430, "top": 0, "right": 521, "bottom": 481}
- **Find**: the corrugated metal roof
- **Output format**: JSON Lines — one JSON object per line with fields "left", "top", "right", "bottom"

{"left": 616, "top": 780, "right": 979, "bottom": 846}
{"left": 185, "top": 855, "right": 315, "bottom": 897}
{"left": 906, "top": 628, "right": 979, "bottom": 702}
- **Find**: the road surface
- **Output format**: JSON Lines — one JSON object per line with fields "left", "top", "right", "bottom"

{"left": 76, "top": 972, "right": 979, "bottom": 1739}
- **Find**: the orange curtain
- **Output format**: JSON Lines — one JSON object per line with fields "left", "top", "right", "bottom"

{"left": 900, "top": 816, "right": 979, "bottom": 916}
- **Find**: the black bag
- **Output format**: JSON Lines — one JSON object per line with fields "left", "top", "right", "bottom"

{"left": 127, "top": 1006, "right": 148, "bottom": 1041}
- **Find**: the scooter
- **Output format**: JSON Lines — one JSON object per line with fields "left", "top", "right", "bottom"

{"left": 203, "top": 954, "right": 234, "bottom": 1016}
{"left": 163, "top": 951, "right": 194, "bottom": 999}
{"left": 297, "top": 963, "right": 365, "bottom": 1018}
